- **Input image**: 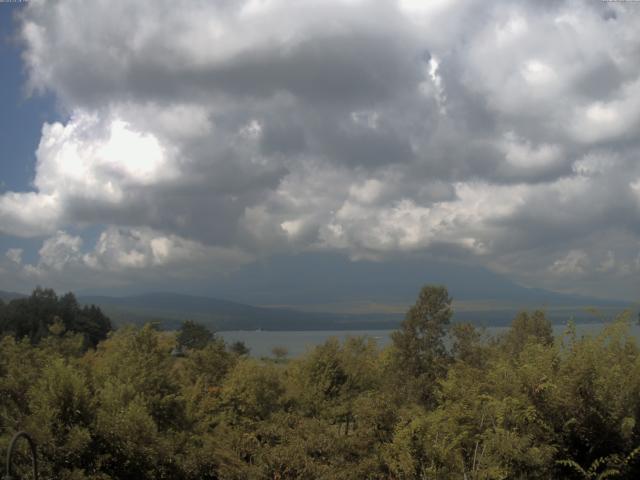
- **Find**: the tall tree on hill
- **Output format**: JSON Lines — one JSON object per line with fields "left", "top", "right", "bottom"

{"left": 391, "top": 284, "right": 453, "bottom": 406}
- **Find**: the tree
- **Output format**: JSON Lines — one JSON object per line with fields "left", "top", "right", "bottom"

{"left": 451, "top": 322, "right": 487, "bottom": 368}
{"left": 229, "top": 340, "right": 250, "bottom": 356}
{"left": 0, "top": 288, "right": 111, "bottom": 347}
{"left": 220, "top": 359, "right": 284, "bottom": 422}
{"left": 177, "top": 320, "right": 214, "bottom": 350}
{"left": 391, "top": 285, "right": 453, "bottom": 405}
{"left": 26, "top": 359, "right": 94, "bottom": 479}
{"left": 502, "top": 310, "right": 553, "bottom": 355}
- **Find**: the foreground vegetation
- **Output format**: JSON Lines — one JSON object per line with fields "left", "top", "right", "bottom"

{"left": 1, "top": 287, "right": 640, "bottom": 479}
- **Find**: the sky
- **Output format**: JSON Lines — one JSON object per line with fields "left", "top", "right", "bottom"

{"left": 0, "top": 0, "right": 639, "bottom": 303}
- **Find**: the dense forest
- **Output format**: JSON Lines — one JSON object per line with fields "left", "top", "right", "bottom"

{"left": 0, "top": 288, "right": 111, "bottom": 347}
{"left": 1, "top": 286, "right": 640, "bottom": 479}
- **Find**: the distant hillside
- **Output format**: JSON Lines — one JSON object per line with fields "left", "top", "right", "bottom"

{"left": 198, "top": 253, "right": 631, "bottom": 308}
{"left": 79, "top": 291, "right": 635, "bottom": 332}
{"left": 0, "top": 290, "right": 26, "bottom": 302}
{"left": 79, "top": 292, "right": 403, "bottom": 331}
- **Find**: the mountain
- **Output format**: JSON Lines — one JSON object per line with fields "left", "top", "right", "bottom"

{"left": 4, "top": 252, "right": 635, "bottom": 330}
{"left": 78, "top": 290, "right": 635, "bottom": 332}
{"left": 78, "top": 292, "right": 403, "bottom": 331}
{"left": 196, "top": 253, "right": 630, "bottom": 308}
{"left": 0, "top": 290, "right": 26, "bottom": 302}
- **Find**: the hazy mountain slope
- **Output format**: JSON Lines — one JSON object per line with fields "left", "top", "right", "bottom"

{"left": 200, "top": 253, "right": 628, "bottom": 307}
{"left": 0, "top": 290, "right": 26, "bottom": 302}
{"left": 79, "top": 292, "right": 403, "bottom": 331}
{"left": 78, "top": 291, "right": 634, "bottom": 332}
{"left": 4, "top": 252, "right": 635, "bottom": 331}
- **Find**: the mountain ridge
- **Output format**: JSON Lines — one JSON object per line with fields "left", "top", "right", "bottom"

{"left": 78, "top": 290, "right": 633, "bottom": 332}
{"left": 0, "top": 290, "right": 26, "bottom": 302}
{"left": 2, "top": 268, "right": 634, "bottom": 332}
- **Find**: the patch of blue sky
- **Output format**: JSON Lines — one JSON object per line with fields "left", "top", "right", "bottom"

{"left": 0, "top": 4, "right": 60, "bottom": 193}
{"left": 0, "top": 234, "right": 39, "bottom": 265}
{"left": 0, "top": 223, "right": 109, "bottom": 270}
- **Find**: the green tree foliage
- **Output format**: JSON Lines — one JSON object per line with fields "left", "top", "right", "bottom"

{"left": 177, "top": 320, "right": 214, "bottom": 350}
{"left": 0, "top": 288, "right": 111, "bottom": 347}
{"left": 228, "top": 340, "right": 250, "bottom": 356}
{"left": 451, "top": 322, "right": 488, "bottom": 368}
{"left": 1, "top": 286, "right": 640, "bottom": 479}
{"left": 502, "top": 309, "right": 554, "bottom": 355}
{"left": 221, "top": 359, "right": 285, "bottom": 423}
{"left": 390, "top": 284, "right": 452, "bottom": 405}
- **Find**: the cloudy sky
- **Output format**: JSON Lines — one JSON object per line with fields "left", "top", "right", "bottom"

{"left": 0, "top": 0, "right": 639, "bottom": 303}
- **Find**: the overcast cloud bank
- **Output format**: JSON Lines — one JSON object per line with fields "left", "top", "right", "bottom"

{"left": 1, "top": 0, "right": 639, "bottom": 300}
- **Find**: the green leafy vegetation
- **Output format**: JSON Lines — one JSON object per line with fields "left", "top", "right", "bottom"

{"left": 1, "top": 285, "right": 640, "bottom": 479}
{"left": 0, "top": 287, "right": 111, "bottom": 348}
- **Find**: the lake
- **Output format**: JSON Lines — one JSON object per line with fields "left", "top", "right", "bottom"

{"left": 219, "top": 322, "right": 640, "bottom": 358}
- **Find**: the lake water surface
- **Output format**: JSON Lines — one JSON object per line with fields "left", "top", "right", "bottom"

{"left": 219, "top": 322, "right": 640, "bottom": 358}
